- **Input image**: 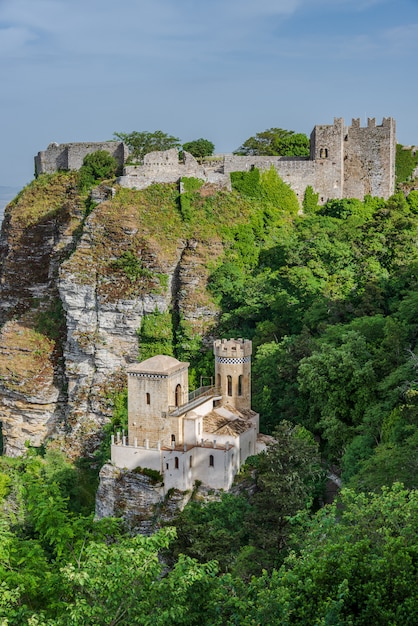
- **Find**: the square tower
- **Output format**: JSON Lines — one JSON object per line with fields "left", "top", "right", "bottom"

{"left": 127, "top": 355, "right": 189, "bottom": 448}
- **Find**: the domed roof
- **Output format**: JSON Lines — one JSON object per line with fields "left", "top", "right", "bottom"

{"left": 127, "top": 354, "right": 189, "bottom": 376}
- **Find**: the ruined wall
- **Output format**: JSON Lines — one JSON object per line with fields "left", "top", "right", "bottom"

{"left": 33, "top": 117, "right": 396, "bottom": 205}
{"left": 35, "top": 141, "right": 128, "bottom": 176}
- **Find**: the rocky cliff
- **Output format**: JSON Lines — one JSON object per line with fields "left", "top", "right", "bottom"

{"left": 0, "top": 174, "right": 225, "bottom": 456}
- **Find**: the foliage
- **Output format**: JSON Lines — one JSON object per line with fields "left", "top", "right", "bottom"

{"left": 78, "top": 150, "right": 118, "bottom": 191}
{"left": 138, "top": 310, "right": 174, "bottom": 360}
{"left": 302, "top": 185, "right": 319, "bottom": 213}
{"left": 182, "top": 138, "right": 215, "bottom": 159}
{"left": 111, "top": 250, "right": 155, "bottom": 282}
{"left": 114, "top": 130, "right": 181, "bottom": 163}
{"left": 396, "top": 143, "right": 418, "bottom": 183}
{"left": 234, "top": 127, "right": 310, "bottom": 157}
{"left": 34, "top": 298, "right": 66, "bottom": 341}
{"left": 132, "top": 466, "right": 163, "bottom": 483}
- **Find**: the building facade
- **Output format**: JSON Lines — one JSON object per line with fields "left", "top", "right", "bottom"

{"left": 111, "top": 339, "right": 262, "bottom": 492}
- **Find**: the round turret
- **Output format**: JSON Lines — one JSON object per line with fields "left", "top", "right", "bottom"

{"left": 213, "top": 338, "right": 252, "bottom": 411}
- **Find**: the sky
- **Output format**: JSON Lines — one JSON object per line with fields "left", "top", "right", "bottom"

{"left": 0, "top": 0, "right": 418, "bottom": 193}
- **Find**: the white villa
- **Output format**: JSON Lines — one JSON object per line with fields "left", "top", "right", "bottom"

{"left": 111, "top": 338, "right": 264, "bottom": 492}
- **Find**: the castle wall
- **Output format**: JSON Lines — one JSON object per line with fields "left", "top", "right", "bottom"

{"left": 34, "top": 116, "right": 396, "bottom": 205}
{"left": 35, "top": 141, "right": 128, "bottom": 176}
{"left": 343, "top": 117, "right": 396, "bottom": 199}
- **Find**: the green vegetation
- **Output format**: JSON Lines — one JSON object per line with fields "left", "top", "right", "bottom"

{"left": 114, "top": 130, "right": 181, "bottom": 163}
{"left": 138, "top": 310, "right": 174, "bottom": 360}
{"left": 182, "top": 138, "right": 215, "bottom": 159}
{"left": 234, "top": 127, "right": 310, "bottom": 157}
{"left": 78, "top": 150, "right": 119, "bottom": 192}
{"left": 396, "top": 143, "right": 418, "bottom": 184}
{"left": 4, "top": 152, "right": 418, "bottom": 621}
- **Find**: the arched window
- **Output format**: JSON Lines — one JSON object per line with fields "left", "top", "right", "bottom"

{"left": 171, "top": 434, "right": 176, "bottom": 444}
{"left": 175, "top": 457, "right": 179, "bottom": 469}
{"left": 175, "top": 384, "right": 182, "bottom": 407}
{"left": 227, "top": 375, "right": 232, "bottom": 396}
{"left": 320, "top": 147, "right": 328, "bottom": 158}
{"left": 146, "top": 392, "right": 150, "bottom": 405}
{"left": 209, "top": 454, "right": 214, "bottom": 467}
{"left": 238, "top": 375, "right": 243, "bottom": 396}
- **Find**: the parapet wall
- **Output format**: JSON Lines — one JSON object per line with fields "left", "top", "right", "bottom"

{"left": 34, "top": 141, "right": 129, "bottom": 176}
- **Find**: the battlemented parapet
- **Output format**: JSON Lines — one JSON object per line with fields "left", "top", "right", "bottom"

{"left": 34, "top": 141, "right": 129, "bottom": 176}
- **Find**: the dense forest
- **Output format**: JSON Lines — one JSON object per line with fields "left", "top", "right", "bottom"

{"left": 1, "top": 144, "right": 418, "bottom": 623}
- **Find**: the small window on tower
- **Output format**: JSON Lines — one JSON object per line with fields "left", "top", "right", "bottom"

{"left": 175, "top": 457, "right": 179, "bottom": 469}
{"left": 238, "top": 375, "right": 243, "bottom": 396}
{"left": 146, "top": 393, "right": 150, "bottom": 405}
{"left": 227, "top": 375, "right": 232, "bottom": 396}
{"left": 209, "top": 454, "right": 214, "bottom": 467}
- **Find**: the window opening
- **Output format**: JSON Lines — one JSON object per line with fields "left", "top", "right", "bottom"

{"left": 175, "top": 384, "right": 182, "bottom": 407}
{"left": 238, "top": 375, "right": 243, "bottom": 396}
{"left": 227, "top": 375, "right": 232, "bottom": 396}
{"left": 209, "top": 454, "right": 214, "bottom": 467}
{"left": 146, "top": 392, "right": 150, "bottom": 405}
{"left": 175, "top": 457, "right": 179, "bottom": 469}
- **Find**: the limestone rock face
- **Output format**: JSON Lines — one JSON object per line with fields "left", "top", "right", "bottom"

{"left": 0, "top": 178, "right": 221, "bottom": 456}
{"left": 95, "top": 463, "right": 192, "bottom": 534}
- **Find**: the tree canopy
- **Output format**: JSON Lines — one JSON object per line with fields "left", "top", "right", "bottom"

{"left": 114, "top": 130, "right": 181, "bottom": 162}
{"left": 234, "top": 127, "right": 310, "bottom": 157}
{"left": 182, "top": 138, "right": 215, "bottom": 159}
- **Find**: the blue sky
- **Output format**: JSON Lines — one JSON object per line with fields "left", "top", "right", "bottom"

{"left": 0, "top": 0, "right": 417, "bottom": 191}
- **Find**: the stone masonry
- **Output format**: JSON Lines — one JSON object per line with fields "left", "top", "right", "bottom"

{"left": 34, "top": 117, "right": 396, "bottom": 204}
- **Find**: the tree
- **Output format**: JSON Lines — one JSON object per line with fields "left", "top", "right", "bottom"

{"left": 234, "top": 128, "right": 310, "bottom": 157}
{"left": 113, "top": 130, "right": 181, "bottom": 162}
{"left": 78, "top": 150, "right": 118, "bottom": 191}
{"left": 182, "top": 138, "right": 215, "bottom": 159}
{"left": 242, "top": 421, "right": 323, "bottom": 574}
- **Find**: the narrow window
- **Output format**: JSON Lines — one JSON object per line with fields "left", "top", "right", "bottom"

{"left": 217, "top": 373, "right": 221, "bottom": 389}
{"left": 189, "top": 456, "right": 192, "bottom": 468}
{"left": 171, "top": 434, "right": 176, "bottom": 444}
{"left": 175, "top": 457, "right": 179, "bottom": 469}
{"left": 146, "top": 392, "right": 150, "bottom": 405}
{"left": 166, "top": 463, "right": 169, "bottom": 470}
{"left": 238, "top": 375, "right": 243, "bottom": 396}
{"left": 227, "top": 375, "right": 232, "bottom": 396}
{"left": 175, "top": 384, "right": 182, "bottom": 407}
{"left": 209, "top": 454, "right": 214, "bottom": 467}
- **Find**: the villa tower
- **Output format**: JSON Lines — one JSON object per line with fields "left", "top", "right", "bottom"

{"left": 214, "top": 338, "right": 252, "bottom": 412}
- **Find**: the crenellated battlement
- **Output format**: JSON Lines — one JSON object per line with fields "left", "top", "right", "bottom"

{"left": 214, "top": 338, "right": 252, "bottom": 359}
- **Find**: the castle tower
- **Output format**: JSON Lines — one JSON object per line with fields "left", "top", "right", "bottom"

{"left": 126, "top": 355, "right": 189, "bottom": 448}
{"left": 214, "top": 338, "right": 252, "bottom": 412}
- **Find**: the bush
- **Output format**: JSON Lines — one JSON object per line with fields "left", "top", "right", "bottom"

{"left": 78, "top": 150, "right": 118, "bottom": 191}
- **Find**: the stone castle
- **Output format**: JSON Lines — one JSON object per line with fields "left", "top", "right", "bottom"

{"left": 110, "top": 338, "right": 265, "bottom": 492}
{"left": 34, "top": 117, "right": 396, "bottom": 204}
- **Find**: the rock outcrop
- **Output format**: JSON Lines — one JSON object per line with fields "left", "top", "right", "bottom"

{"left": 0, "top": 174, "right": 222, "bottom": 456}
